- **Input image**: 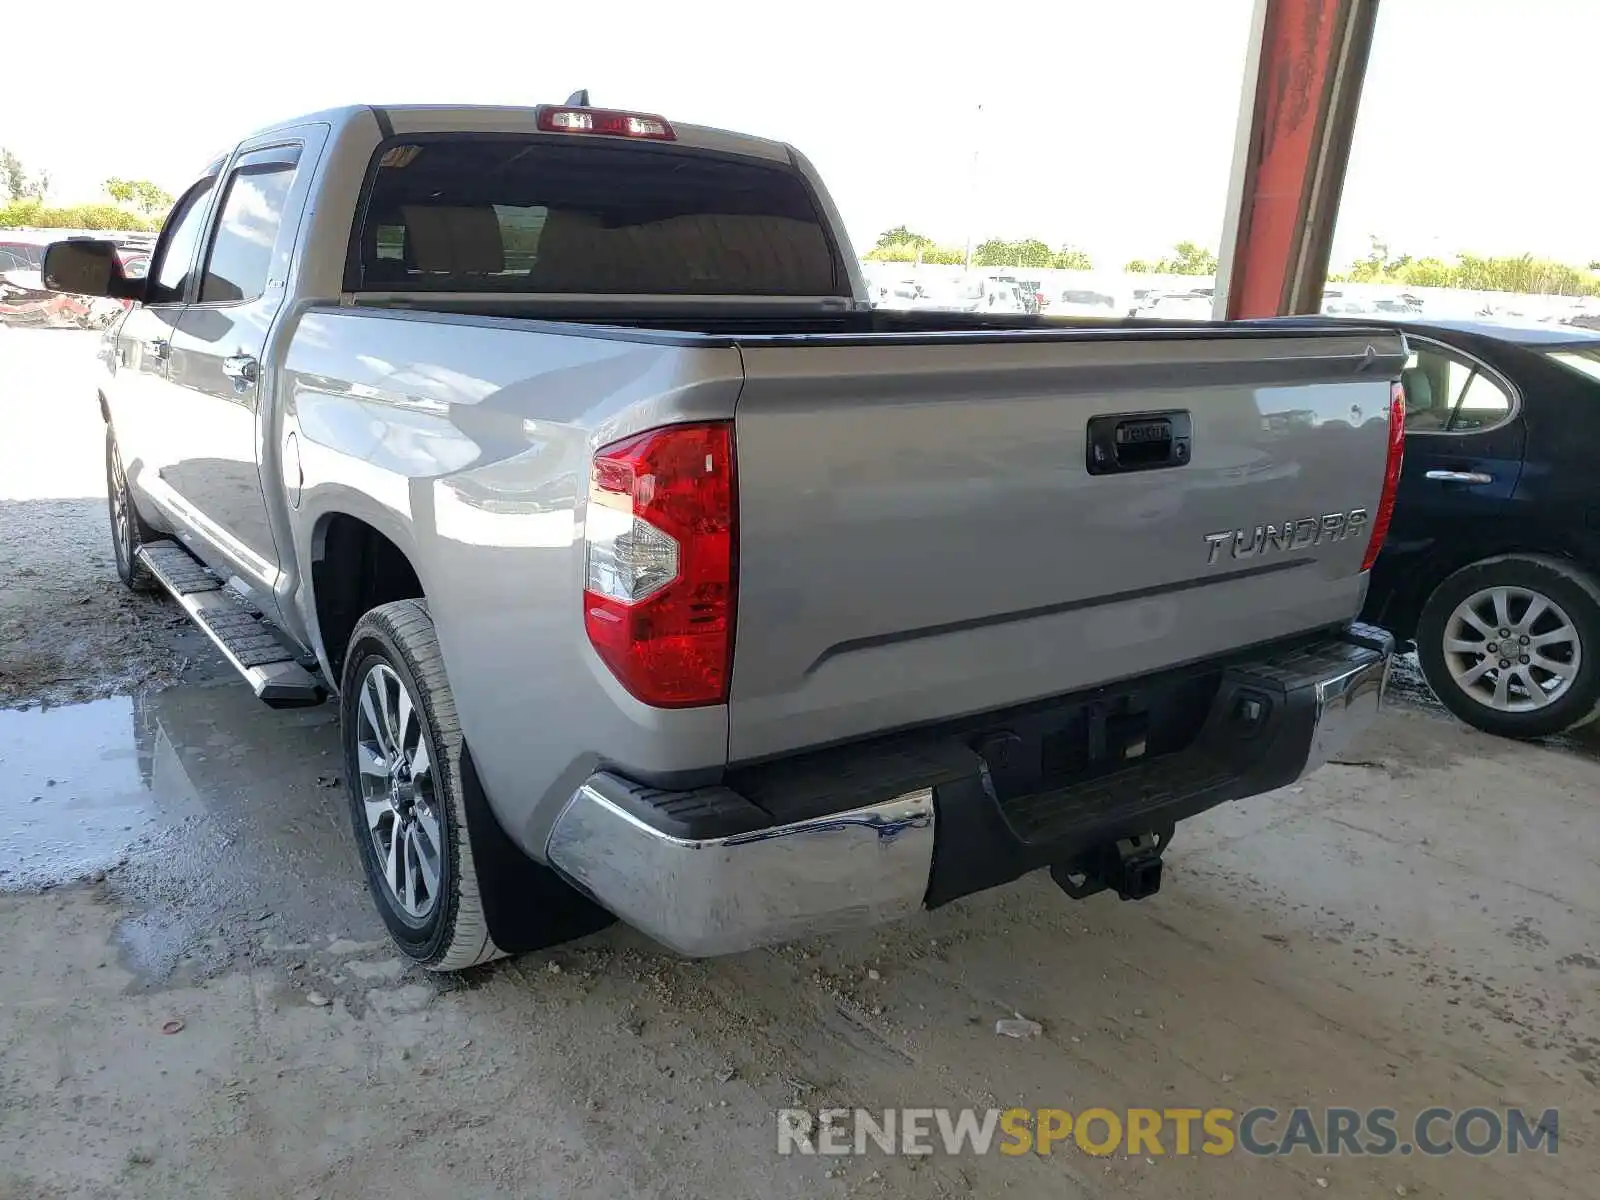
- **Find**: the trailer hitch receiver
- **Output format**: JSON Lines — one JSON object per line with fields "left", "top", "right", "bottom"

{"left": 1051, "top": 831, "right": 1167, "bottom": 902}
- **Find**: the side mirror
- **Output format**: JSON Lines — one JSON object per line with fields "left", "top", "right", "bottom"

{"left": 41, "top": 239, "right": 143, "bottom": 301}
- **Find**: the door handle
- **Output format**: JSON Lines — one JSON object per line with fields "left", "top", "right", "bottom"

{"left": 1424, "top": 470, "right": 1493, "bottom": 485}
{"left": 222, "top": 354, "right": 259, "bottom": 385}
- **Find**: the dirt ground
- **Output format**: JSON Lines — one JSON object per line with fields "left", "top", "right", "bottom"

{"left": 0, "top": 329, "right": 197, "bottom": 709}
{"left": 1, "top": 328, "right": 1596, "bottom": 1199}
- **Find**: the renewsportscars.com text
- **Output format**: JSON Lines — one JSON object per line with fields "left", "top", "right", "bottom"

{"left": 777, "top": 1106, "right": 1559, "bottom": 1158}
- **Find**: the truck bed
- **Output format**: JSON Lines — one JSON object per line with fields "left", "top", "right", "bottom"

{"left": 287, "top": 305, "right": 1404, "bottom": 775}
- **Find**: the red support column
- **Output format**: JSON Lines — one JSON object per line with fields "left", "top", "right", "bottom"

{"left": 1215, "top": 0, "right": 1382, "bottom": 319}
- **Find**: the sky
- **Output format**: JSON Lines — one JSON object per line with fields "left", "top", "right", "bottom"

{"left": 5, "top": 0, "right": 1598, "bottom": 270}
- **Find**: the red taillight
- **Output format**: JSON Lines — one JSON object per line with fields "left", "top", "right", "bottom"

{"left": 1362, "top": 381, "right": 1406, "bottom": 571}
{"left": 583, "top": 422, "right": 735, "bottom": 707}
{"left": 536, "top": 106, "right": 676, "bottom": 141}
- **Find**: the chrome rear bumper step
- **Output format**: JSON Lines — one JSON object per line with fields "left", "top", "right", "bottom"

{"left": 543, "top": 624, "right": 1394, "bottom": 957}
{"left": 137, "top": 540, "right": 324, "bottom": 707}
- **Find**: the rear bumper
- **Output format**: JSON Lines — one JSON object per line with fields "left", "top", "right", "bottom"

{"left": 545, "top": 623, "right": 1392, "bottom": 956}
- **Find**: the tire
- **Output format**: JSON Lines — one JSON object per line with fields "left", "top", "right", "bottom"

{"left": 340, "top": 600, "right": 502, "bottom": 971}
{"left": 1416, "top": 554, "right": 1600, "bottom": 739}
{"left": 106, "top": 425, "right": 158, "bottom": 592}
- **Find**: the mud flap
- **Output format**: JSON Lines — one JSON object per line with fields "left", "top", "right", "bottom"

{"left": 460, "top": 743, "right": 617, "bottom": 954}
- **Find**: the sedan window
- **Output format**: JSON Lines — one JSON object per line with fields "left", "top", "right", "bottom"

{"left": 1452, "top": 370, "right": 1513, "bottom": 431}
{"left": 1547, "top": 347, "right": 1600, "bottom": 383}
{"left": 1401, "top": 344, "right": 1514, "bottom": 434}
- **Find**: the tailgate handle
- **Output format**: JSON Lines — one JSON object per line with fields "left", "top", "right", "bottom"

{"left": 1086, "top": 410, "right": 1192, "bottom": 475}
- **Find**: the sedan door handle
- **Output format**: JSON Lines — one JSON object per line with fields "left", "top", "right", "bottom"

{"left": 1424, "top": 470, "right": 1493, "bottom": 484}
{"left": 222, "top": 354, "right": 259, "bottom": 385}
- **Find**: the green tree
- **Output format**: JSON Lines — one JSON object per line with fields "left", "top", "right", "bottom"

{"left": 1396, "top": 257, "right": 1454, "bottom": 289}
{"left": 970, "top": 238, "right": 1056, "bottom": 268}
{"left": 1343, "top": 235, "right": 1412, "bottom": 282}
{"left": 1053, "top": 245, "right": 1093, "bottom": 270}
{"left": 104, "top": 178, "right": 173, "bottom": 218}
{"left": 1329, "top": 241, "right": 1600, "bottom": 297}
{"left": 0, "top": 149, "right": 25, "bottom": 201}
{"left": 1160, "top": 241, "right": 1219, "bottom": 276}
{"left": 970, "top": 239, "right": 1015, "bottom": 267}
{"left": 865, "top": 238, "right": 969, "bottom": 265}
{"left": 0, "top": 199, "right": 161, "bottom": 231}
{"left": 1010, "top": 238, "right": 1055, "bottom": 268}
{"left": 874, "top": 225, "right": 933, "bottom": 251}
{"left": 1124, "top": 258, "right": 1152, "bottom": 273}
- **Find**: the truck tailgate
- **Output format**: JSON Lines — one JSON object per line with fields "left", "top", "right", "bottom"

{"left": 728, "top": 328, "right": 1406, "bottom": 761}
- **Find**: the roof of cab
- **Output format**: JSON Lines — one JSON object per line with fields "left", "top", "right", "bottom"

{"left": 239, "top": 103, "right": 793, "bottom": 164}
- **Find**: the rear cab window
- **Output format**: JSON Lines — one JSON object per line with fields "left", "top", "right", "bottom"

{"left": 350, "top": 136, "right": 846, "bottom": 297}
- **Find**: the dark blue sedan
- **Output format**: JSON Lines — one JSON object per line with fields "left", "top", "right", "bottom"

{"left": 1359, "top": 320, "right": 1600, "bottom": 738}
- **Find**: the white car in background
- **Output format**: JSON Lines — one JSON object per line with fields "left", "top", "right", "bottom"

{"left": 933, "top": 277, "right": 1028, "bottom": 314}
{"left": 1138, "top": 291, "right": 1214, "bottom": 320}
{"left": 873, "top": 279, "right": 932, "bottom": 311}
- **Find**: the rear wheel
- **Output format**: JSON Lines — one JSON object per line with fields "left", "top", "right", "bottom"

{"left": 106, "top": 426, "right": 157, "bottom": 592}
{"left": 341, "top": 600, "right": 502, "bottom": 971}
{"left": 1416, "top": 555, "right": 1600, "bottom": 739}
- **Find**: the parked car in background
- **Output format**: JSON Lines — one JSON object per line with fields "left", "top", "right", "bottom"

{"left": 923, "top": 276, "right": 1028, "bottom": 314}
{"left": 0, "top": 239, "right": 46, "bottom": 271}
{"left": 872, "top": 278, "right": 929, "bottom": 310}
{"left": 1349, "top": 320, "right": 1600, "bottom": 738}
{"left": 1052, "top": 288, "right": 1118, "bottom": 318}
{"left": 1125, "top": 287, "right": 1156, "bottom": 317}
{"left": 1139, "top": 291, "right": 1213, "bottom": 320}
{"left": 995, "top": 276, "right": 1043, "bottom": 314}
{"left": 113, "top": 241, "right": 153, "bottom": 280}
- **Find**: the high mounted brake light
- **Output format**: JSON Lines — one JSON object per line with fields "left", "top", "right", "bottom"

{"left": 1362, "top": 380, "right": 1406, "bottom": 572}
{"left": 583, "top": 422, "right": 735, "bottom": 707}
{"left": 536, "top": 106, "right": 676, "bottom": 141}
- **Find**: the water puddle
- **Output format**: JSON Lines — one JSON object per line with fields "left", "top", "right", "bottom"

{"left": 0, "top": 682, "right": 377, "bottom": 979}
{"left": 0, "top": 695, "right": 198, "bottom": 888}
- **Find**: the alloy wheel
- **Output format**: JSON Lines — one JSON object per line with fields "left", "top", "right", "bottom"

{"left": 1442, "top": 585, "right": 1581, "bottom": 713}
{"left": 109, "top": 441, "right": 131, "bottom": 567}
{"left": 353, "top": 662, "right": 444, "bottom": 920}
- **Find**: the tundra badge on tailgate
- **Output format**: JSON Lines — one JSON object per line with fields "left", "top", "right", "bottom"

{"left": 1204, "top": 510, "right": 1368, "bottom": 565}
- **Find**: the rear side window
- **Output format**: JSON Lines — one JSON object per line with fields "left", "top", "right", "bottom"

{"left": 352, "top": 137, "right": 843, "bottom": 296}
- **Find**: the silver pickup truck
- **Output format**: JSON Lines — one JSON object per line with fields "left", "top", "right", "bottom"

{"left": 44, "top": 101, "right": 1402, "bottom": 971}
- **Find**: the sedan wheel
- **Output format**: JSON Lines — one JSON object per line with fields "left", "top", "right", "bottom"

{"left": 1441, "top": 585, "right": 1580, "bottom": 713}
{"left": 1418, "top": 555, "right": 1600, "bottom": 739}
